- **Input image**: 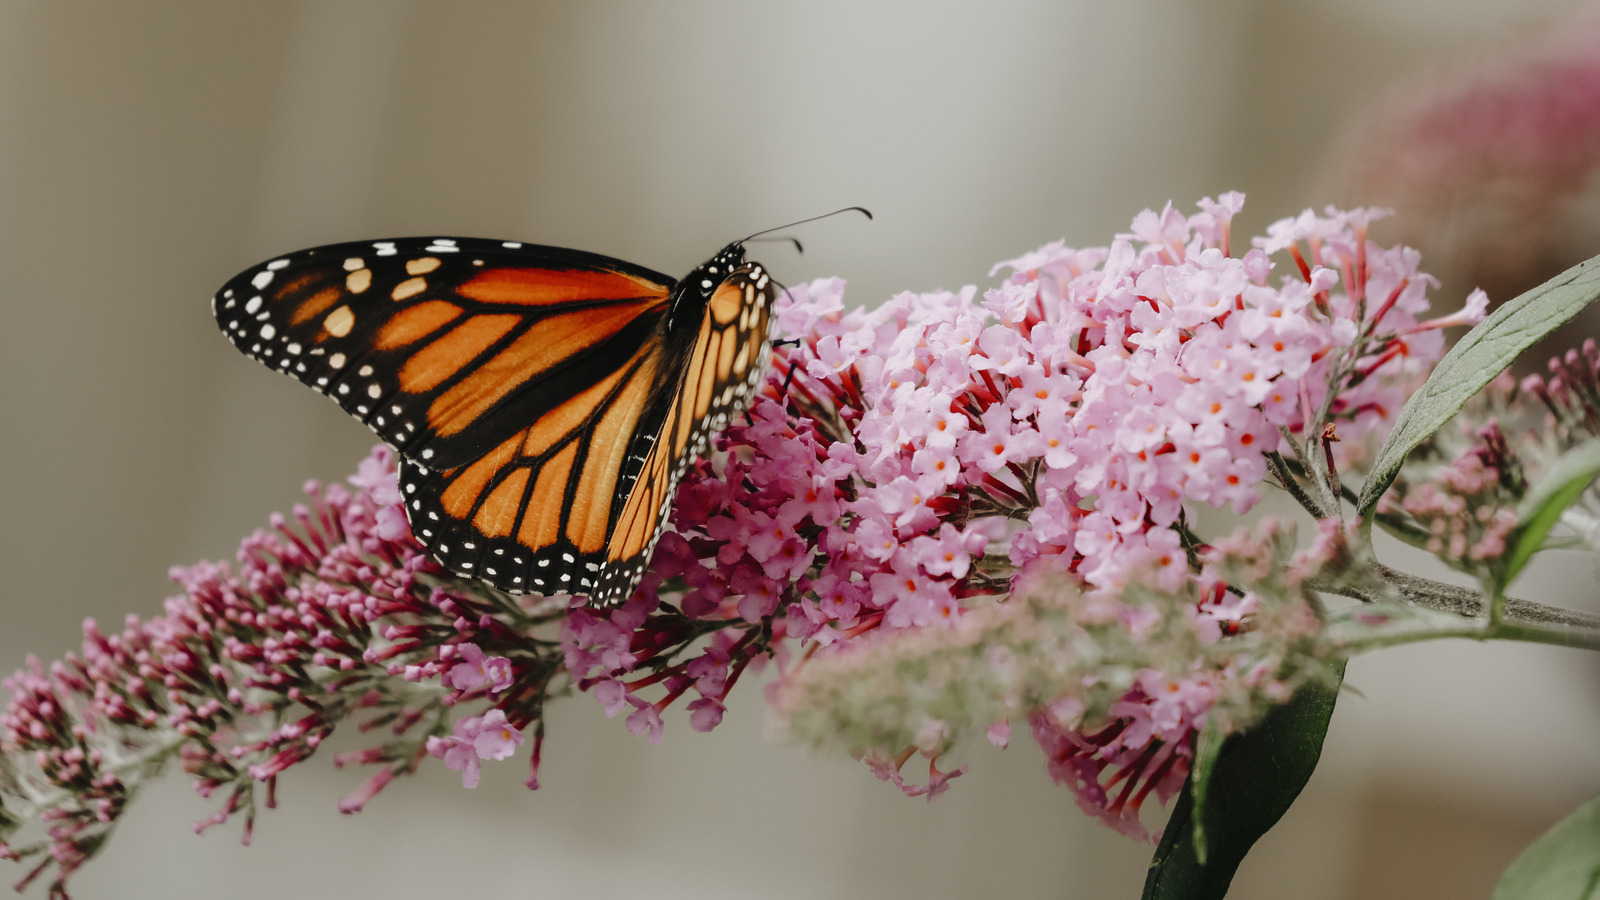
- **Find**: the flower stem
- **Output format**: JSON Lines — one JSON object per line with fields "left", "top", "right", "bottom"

{"left": 1319, "top": 566, "right": 1600, "bottom": 653}
{"left": 1332, "top": 609, "right": 1600, "bottom": 654}
{"left": 1266, "top": 450, "right": 1327, "bottom": 519}
{"left": 1377, "top": 566, "right": 1600, "bottom": 629}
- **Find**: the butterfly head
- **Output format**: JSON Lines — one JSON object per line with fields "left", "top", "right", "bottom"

{"left": 667, "top": 241, "right": 756, "bottom": 332}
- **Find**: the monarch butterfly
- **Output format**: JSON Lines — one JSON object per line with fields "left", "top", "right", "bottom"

{"left": 211, "top": 224, "right": 833, "bottom": 607}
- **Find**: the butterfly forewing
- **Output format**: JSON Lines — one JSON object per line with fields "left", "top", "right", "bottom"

{"left": 212, "top": 237, "right": 674, "bottom": 470}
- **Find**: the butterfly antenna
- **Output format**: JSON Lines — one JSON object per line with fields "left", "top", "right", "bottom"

{"left": 740, "top": 206, "right": 872, "bottom": 245}
{"left": 745, "top": 235, "right": 805, "bottom": 254}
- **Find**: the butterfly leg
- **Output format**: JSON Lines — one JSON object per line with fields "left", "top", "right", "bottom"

{"left": 773, "top": 338, "right": 803, "bottom": 400}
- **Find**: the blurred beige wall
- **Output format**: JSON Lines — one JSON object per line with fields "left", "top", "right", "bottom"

{"left": 2, "top": 2, "right": 1598, "bottom": 897}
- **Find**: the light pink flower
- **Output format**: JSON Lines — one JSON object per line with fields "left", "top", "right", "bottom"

{"left": 445, "top": 643, "right": 515, "bottom": 694}
{"left": 427, "top": 709, "right": 525, "bottom": 787}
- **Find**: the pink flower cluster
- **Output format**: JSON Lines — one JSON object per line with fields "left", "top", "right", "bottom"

{"left": 1029, "top": 673, "right": 1209, "bottom": 839}
{"left": 1, "top": 447, "right": 568, "bottom": 895}
{"left": 1386, "top": 421, "right": 1524, "bottom": 566}
{"left": 1522, "top": 338, "right": 1600, "bottom": 445}
{"left": 1380, "top": 338, "right": 1600, "bottom": 576}
{"left": 426, "top": 709, "right": 524, "bottom": 789}
{"left": 1026, "top": 519, "right": 1332, "bottom": 838}
{"left": 564, "top": 194, "right": 1479, "bottom": 813}
{"left": 766, "top": 516, "right": 1330, "bottom": 838}
{"left": 1323, "top": 9, "right": 1600, "bottom": 300}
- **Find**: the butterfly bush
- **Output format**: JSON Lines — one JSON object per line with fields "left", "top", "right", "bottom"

{"left": 3, "top": 194, "right": 1501, "bottom": 895}
{"left": 565, "top": 194, "right": 1484, "bottom": 825}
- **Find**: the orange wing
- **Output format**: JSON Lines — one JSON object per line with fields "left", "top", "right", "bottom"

{"left": 213, "top": 237, "right": 674, "bottom": 470}
{"left": 215, "top": 236, "right": 775, "bottom": 605}
{"left": 590, "top": 262, "right": 776, "bottom": 604}
{"left": 396, "top": 338, "right": 668, "bottom": 595}
{"left": 394, "top": 260, "right": 774, "bottom": 603}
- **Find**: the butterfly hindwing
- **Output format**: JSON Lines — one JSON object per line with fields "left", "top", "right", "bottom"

{"left": 394, "top": 334, "right": 671, "bottom": 595}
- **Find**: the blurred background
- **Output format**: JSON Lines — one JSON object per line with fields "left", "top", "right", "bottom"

{"left": 3, "top": 1, "right": 1600, "bottom": 897}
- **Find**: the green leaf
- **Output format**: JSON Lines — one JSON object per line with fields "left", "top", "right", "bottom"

{"left": 1504, "top": 441, "right": 1600, "bottom": 587}
{"left": 1358, "top": 255, "right": 1600, "bottom": 520}
{"left": 1143, "top": 661, "right": 1345, "bottom": 900}
{"left": 1492, "top": 793, "right": 1600, "bottom": 899}
{"left": 1186, "top": 719, "right": 1227, "bottom": 865}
